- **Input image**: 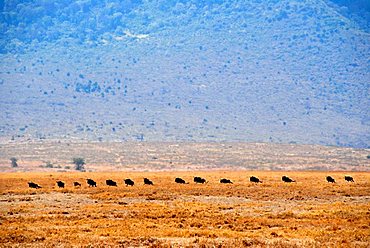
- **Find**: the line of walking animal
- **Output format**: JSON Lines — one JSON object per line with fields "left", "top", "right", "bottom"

{"left": 27, "top": 175, "right": 355, "bottom": 189}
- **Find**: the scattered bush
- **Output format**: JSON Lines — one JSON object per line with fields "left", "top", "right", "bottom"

{"left": 73, "top": 157, "right": 86, "bottom": 171}
{"left": 10, "top": 157, "right": 18, "bottom": 168}
{"left": 45, "top": 161, "right": 53, "bottom": 168}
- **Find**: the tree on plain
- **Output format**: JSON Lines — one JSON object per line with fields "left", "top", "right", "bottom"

{"left": 10, "top": 157, "right": 18, "bottom": 168}
{"left": 73, "top": 157, "right": 85, "bottom": 171}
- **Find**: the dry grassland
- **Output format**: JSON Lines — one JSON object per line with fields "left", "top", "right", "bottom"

{"left": 0, "top": 171, "right": 369, "bottom": 247}
{"left": 0, "top": 141, "right": 369, "bottom": 172}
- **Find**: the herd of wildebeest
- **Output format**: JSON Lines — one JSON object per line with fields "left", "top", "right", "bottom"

{"left": 26, "top": 175, "right": 355, "bottom": 189}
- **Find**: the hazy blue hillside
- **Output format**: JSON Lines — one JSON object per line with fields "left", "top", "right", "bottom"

{"left": 0, "top": 0, "right": 369, "bottom": 148}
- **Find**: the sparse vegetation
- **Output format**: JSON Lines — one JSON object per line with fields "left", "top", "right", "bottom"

{"left": 0, "top": 142, "right": 369, "bottom": 172}
{"left": 45, "top": 161, "right": 53, "bottom": 168}
{"left": 72, "top": 157, "right": 85, "bottom": 171}
{"left": 10, "top": 157, "right": 18, "bottom": 168}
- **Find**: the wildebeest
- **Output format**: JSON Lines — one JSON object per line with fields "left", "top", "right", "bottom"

{"left": 56, "top": 181, "right": 65, "bottom": 188}
{"left": 250, "top": 176, "right": 262, "bottom": 183}
{"left": 326, "top": 176, "right": 335, "bottom": 183}
{"left": 175, "top": 177, "right": 188, "bottom": 184}
{"left": 220, "top": 178, "right": 233, "bottom": 184}
{"left": 144, "top": 178, "right": 153, "bottom": 185}
{"left": 282, "top": 176, "right": 295, "bottom": 183}
{"left": 28, "top": 182, "right": 41, "bottom": 189}
{"left": 106, "top": 179, "right": 117, "bottom": 186}
{"left": 344, "top": 176, "right": 354, "bottom": 182}
{"left": 124, "top": 179, "right": 134, "bottom": 186}
{"left": 73, "top": 182, "right": 81, "bottom": 187}
{"left": 194, "top": 176, "right": 207, "bottom": 184}
{"left": 86, "top": 179, "right": 97, "bottom": 187}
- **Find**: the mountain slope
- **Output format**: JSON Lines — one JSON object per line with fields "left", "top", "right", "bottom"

{"left": 0, "top": 0, "right": 369, "bottom": 147}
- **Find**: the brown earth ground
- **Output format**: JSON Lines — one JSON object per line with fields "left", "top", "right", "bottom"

{"left": 0, "top": 171, "right": 369, "bottom": 247}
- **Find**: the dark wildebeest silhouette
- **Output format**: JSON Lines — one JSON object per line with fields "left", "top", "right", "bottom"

{"left": 28, "top": 182, "right": 41, "bottom": 189}
{"left": 86, "top": 179, "right": 97, "bottom": 187}
{"left": 194, "top": 176, "right": 207, "bottom": 184}
{"left": 74, "top": 182, "right": 81, "bottom": 187}
{"left": 282, "top": 176, "right": 295, "bottom": 183}
{"left": 106, "top": 179, "right": 117, "bottom": 186}
{"left": 144, "top": 178, "right": 153, "bottom": 185}
{"left": 250, "top": 176, "right": 262, "bottom": 183}
{"left": 326, "top": 176, "right": 335, "bottom": 183}
{"left": 344, "top": 176, "right": 354, "bottom": 182}
{"left": 220, "top": 178, "right": 233, "bottom": 184}
{"left": 56, "top": 181, "right": 65, "bottom": 188}
{"left": 124, "top": 179, "right": 134, "bottom": 186}
{"left": 175, "top": 178, "right": 188, "bottom": 184}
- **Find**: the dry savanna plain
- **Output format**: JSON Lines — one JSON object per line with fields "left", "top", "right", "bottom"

{"left": 0, "top": 142, "right": 369, "bottom": 247}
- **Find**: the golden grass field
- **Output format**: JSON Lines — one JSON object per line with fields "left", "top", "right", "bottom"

{"left": 0, "top": 171, "right": 369, "bottom": 247}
